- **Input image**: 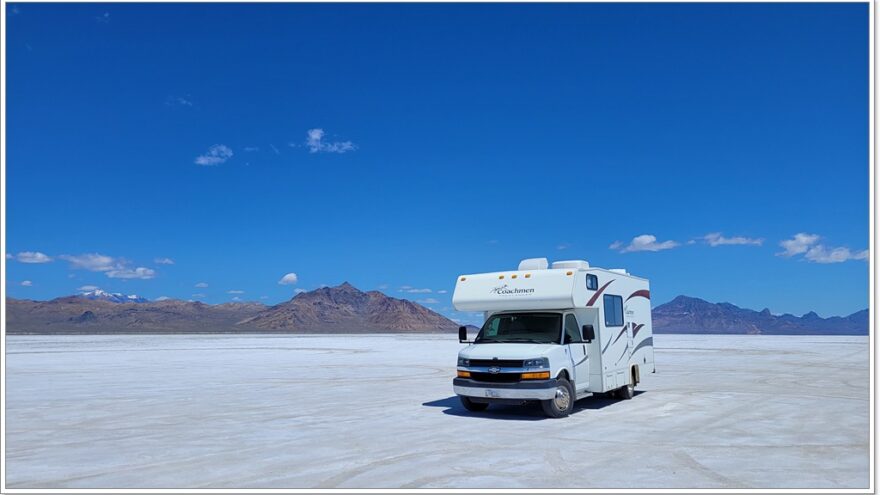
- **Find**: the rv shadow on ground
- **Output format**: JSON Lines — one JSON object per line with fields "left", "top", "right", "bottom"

{"left": 422, "top": 391, "right": 644, "bottom": 421}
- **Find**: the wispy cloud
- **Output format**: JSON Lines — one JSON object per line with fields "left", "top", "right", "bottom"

{"left": 557, "top": 243, "right": 572, "bottom": 250}
{"left": 155, "top": 296, "right": 171, "bottom": 301}
{"left": 703, "top": 232, "right": 764, "bottom": 247}
{"left": 610, "top": 234, "right": 679, "bottom": 253}
{"left": 243, "top": 146, "right": 260, "bottom": 152}
{"left": 165, "top": 96, "right": 192, "bottom": 107}
{"left": 294, "top": 288, "right": 307, "bottom": 294}
{"left": 227, "top": 289, "right": 244, "bottom": 294}
{"left": 60, "top": 253, "right": 156, "bottom": 279}
{"left": 305, "top": 128, "right": 356, "bottom": 154}
{"left": 95, "top": 12, "right": 110, "bottom": 24}
{"left": 60, "top": 253, "right": 117, "bottom": 271}
{"left": 194, "top": 144, "right": 233, "bottom": 166}
{"left": 13, "top": 251, "right": 53, "bottom": 263}
{"left": 400, "top": 286, "right": 432, "bottom": 294}
{"left": 269, "top": 144, "right": 280, "bottom": 156}
{"left": 107, "top": 267, "right": 156, "bottom": 279}
{"left": 777, "top": 233, "right": 868, "bottom": 264}
{"left": 192, "top": 293, "right": 207, "bottom": 298}
{"left": 194, "top": 282, "right": 208, "bottom": 288}
{"left": 416, "top": 298, "right": 439, "bottom": 304}
{"left": 154, "top": 257, "right": 175, "bottom": 265}
{"left": 77, "top": 285, "right": 100, "bottom": 292}
{"left": 20, "top": 280, "right": 33, "bottom": 287}
{"left": 278, "top": 273, "right": 298, "bottom": 285}
{"left": 437, "top": 290, "right": 448, "bottom": 294}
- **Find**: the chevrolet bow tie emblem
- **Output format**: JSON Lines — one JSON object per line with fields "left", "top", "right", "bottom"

{"left": 488, "top": 366, "right": 501, "bottom": 374}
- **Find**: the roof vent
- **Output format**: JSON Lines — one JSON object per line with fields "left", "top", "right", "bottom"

{"left": 518, "top": 258, "right": 549, "bottom": 271}
{"left": 551, "top": 260, "right": 590, "bottom": 271}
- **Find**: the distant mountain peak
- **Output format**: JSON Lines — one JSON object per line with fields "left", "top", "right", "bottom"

{"left": 242, "top": 282, "right": 457, "bottom": 332}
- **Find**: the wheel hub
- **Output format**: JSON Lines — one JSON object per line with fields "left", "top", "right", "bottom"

{"left": 554, "top": 386, "right": 570, "bottom": 410}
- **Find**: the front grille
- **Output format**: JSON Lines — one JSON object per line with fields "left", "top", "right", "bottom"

{"left": 469, "top": 372, "right": 521, "bottom": 383}
{"left": 468, "top": 359, "right": 524, "bottom": 368}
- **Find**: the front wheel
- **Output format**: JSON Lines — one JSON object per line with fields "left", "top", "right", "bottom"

{"left": 541, "top": 378, "right": 575, "bottom": 418}
{"left": 460, "top": 396, "right": 489, "bottom": 412}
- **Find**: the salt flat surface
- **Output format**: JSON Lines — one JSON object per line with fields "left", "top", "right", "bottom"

{"left": 4, "top": 334, "right": 870, "bottom": 489}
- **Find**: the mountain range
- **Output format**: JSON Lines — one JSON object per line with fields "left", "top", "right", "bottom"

{"left": 4, "top": 285, "right": 869, "bottom": 335}
{"left": 5, "top": 282, "right": 460, "bottom": 334}
{"left": 653, "top": 295, "right": 868, "bottom": 335}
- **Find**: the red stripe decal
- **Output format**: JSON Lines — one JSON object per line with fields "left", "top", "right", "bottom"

{"left": 626, "top": 289, "right": 651, "bottom": 302}
{"left": 632, "top": 323, "right": 645, "bottom": 339}
{"left": 586, "top": 280, "right": 614, "bottom": 307}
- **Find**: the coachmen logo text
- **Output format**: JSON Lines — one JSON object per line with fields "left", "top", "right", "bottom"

{"left": 489, "top": 284, "right": 535, "bottom": 296}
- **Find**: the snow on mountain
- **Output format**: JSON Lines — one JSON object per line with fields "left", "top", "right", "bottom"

{"left": 78, "top": 289, "right": 148, "bottom": 304}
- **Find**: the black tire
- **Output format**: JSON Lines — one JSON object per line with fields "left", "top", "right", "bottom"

{"left": 617, "top": 382, "right": 634, "bottom": 400}
{"left": 460, "top": 396, "right": 489, "bottom": 412}
{"left": 541, "top": 378, "right": 575, "bottom": 418}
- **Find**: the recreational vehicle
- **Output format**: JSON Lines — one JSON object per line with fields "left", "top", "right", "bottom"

{"left": 451, "top": 258, "right": 654, "bottom": 418}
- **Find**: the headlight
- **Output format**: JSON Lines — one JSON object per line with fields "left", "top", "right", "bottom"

{"left": 522, "top": 357, "right": 549, "bottom": 368}
{"left": 457, "top": 357, "right": 470, "bottom": 367}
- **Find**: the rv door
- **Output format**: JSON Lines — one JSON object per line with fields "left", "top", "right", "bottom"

{"left": 564, "top": 313, "right": 590, "bottom": 392}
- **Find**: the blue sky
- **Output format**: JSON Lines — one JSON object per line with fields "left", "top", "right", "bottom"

{"left": 5, "top": 3, "right": 869, "bottom": 323}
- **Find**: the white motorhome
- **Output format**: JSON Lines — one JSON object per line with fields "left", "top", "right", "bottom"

{"left": 451, "top": 257, "right": 654, "bottom": 418}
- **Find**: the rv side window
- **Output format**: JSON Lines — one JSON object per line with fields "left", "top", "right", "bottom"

{"left": 586, "top": 274, "right": 598, "bottom": 291}
{"left": 603, "top": 294, "right": 624, "bottom": 327}
{"left": 564, "top": 314, "right": 582, "bottom": 343}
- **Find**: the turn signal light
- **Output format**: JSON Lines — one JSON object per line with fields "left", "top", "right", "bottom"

{"left": 521, "top": 371, "right": 551, "bottom": 380}
{"left": 457, "top": 370, "right": 471, "bottom": 378}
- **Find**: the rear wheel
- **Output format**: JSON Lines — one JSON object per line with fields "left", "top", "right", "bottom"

{"left": 460, "top": 396, "right": 489, "bottom": 412}
{"left": 616, "top": 382, "right": 634, "bottom": 400}
{"left": 541, "top": 378, "right": 574, "bottom": 418}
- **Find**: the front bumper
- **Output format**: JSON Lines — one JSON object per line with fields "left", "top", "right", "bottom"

{"left": 452, "top": 377, "right": 559, "bottom": 401}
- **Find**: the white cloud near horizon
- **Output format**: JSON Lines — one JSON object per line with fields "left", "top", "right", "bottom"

{"left": 305, "top": 128, "right": 356, "bottom": 154}
{"left": 610, "top": 234, "right": 679, "bottom": 253}
{"left": 154, "top": 257, "right": 175, "bottom": 265}
{"left": 77, "top": 285, "right": 100, "bottom": 292}
{"left": 703, "top": 233, "right": 764, "bottom": 247}
{"left": 195, "top": 282, "right": 209, "bottom": 288}
{"left": 294, "top": 288, "right": 307, "bottom": 294}
{"left": 227, "top": 290, "right": 244, "bottom": 294}
{"left": 278, "top": 273, "right": 299, "bottom": 285}
{"left": 156, "top": 296, "right": 171, "bottom": 301}
{"left": 14, "top": 251, "right": 53, "bottom": 263}
{"left": 417, "top": 298, "right": 439, "bottom": 304}
{"left": 777, "top": 233, "right": 867, "bottom": 264}
{"left": 21, "top": 280, "right": 33, "bottom": 287}
{"left": 194, "top": 144, "right": 233, "bottom": 166}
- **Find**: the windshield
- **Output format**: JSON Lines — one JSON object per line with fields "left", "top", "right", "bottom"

{"left": 474, "top": 312, "right": 562, "bottom": 344}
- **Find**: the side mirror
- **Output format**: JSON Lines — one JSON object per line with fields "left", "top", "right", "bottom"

{"left": 582, "top": 324, "right": 595, "bottom": 343}
{"left": 458, "top": 326, "right": 468, "bottom": 343}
